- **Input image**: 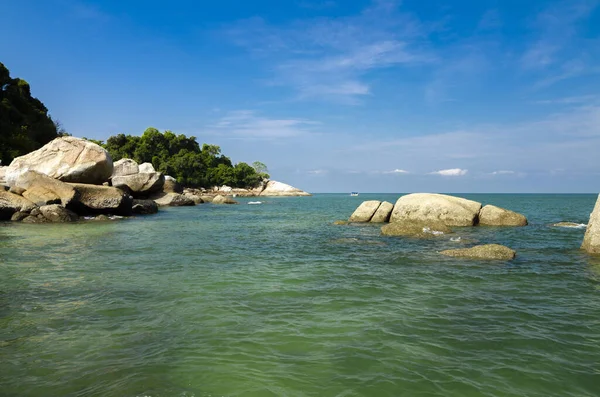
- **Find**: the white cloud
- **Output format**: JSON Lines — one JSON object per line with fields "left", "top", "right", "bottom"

{"left": 224, "top": 2, "right": 434, "bottom": 102}
{"left": 430, "top": 168, "right": 468, "bottom": 176}
{"left": 308, "top": 169, "right": 327, "bottom": 174}
{"left": 210, "top": 110, "right": 319, "bottom": 139}
{"left": 383, "top": 169, "right": 409, "bottom": 174}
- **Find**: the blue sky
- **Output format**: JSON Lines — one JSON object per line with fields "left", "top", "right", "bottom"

{"left": 2, "top": 0, "right": 600, "bottom": 192}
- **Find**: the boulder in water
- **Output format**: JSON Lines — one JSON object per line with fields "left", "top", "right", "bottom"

{"left": 6, "top": 137, "right": 113, "bottom": 185}
{"left": 349, "top": 200, "right": 381, "bottom": 222}
{"left": 39, "top": 204, "right": 78, "bottom": 222}
{"left": 440, "top": 244, "right": 516, "bottom": 260}
{"left": 371, "top": 201, "right": 393, "bottom": 223}
{"left": 132, "top": 199, "right": 159, "bottom": 214}
{"left": 212, "top": 194, "right": 238, "bottom": 204}
{"left": 112, "top": 172, "right": 165, "bottom": 196}
{"left": 68, "top": 183, "right": 132, "bottom": 215}
{"left": 12, "top": 170, "right": 79, "bottom": 207}
{"left": 151, "top": 192, "right": 195, "bottom": 207}
{"left": 479, "top": 204, "right": 527, "bottom": 226}
{"left": 553, "top": 222, "right": 587, "bottom": 228}
{"left": 259, "top": 180, "right": 311, "bottom": 196}
{"left": 390, "top": 193, "right": 482, "bottom": 226}
{"left": 582, "top": 194, "right": 600, "bottom": 254}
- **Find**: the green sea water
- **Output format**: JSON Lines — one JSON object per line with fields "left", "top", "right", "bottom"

{"left": 1, "top": 193, "right": 600, "bottom": 397}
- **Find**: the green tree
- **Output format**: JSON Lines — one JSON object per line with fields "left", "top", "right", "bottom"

{"left": 0, "top": 62, "right": 59, "bottom": 164}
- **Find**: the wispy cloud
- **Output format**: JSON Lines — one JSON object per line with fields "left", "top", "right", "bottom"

{"left": 383, "top": 169, "right": 409, "bottom": 174}
{"left": 308, "top": 169, "right": 328, "bottom": 174}
{"left": 224, "top": 1, "right": 434, "bottom": 102}
{"left": 430, "top": 168, "right": 468, "bottom": 176}
{"left": 209, "top": 110, "right": 320, "bottom": 139}
{"left": 490, "top": 170, "right": 515, "bottom": 175}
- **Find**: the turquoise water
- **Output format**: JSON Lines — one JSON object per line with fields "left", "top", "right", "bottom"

{"left": 1, "top": 193, "right": 600, "bottom": 397}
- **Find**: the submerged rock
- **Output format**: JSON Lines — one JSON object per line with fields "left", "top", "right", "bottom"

{"left": 582, "top": 194, "right": 600, "bottom": 254}
{"left": 390, "top": 193, "right": 482, "bottom": 226}
{"left": 349, "top": 200, "right": 381, "bottom": 222}
{"left": 381, "top": 221, "right": 452, "bottom": 238}
{"left": 440, "top": 244, "right": 516, "bottom": 260}
{"left": 553, "top": 222, "right": 587, "bottom": 228}
{"left": 6, "top": 137, "right": 113, "bottom": 185}
{"left": 479, "top": 204, "right": 528, "bottom": 226}
{"left": 333, "top": 220, "right": 349, "bottom": 225}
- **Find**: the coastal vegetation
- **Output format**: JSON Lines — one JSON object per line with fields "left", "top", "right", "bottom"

{"left": 0, "top": 62, "right": 64, "bottom": 165}
{"left": 91, "top": 129, "right": 269, "bottom": 188}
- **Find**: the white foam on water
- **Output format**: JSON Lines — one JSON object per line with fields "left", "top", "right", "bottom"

{"left": 450, "top": 237, "right": 462, "bottom": 242}
{"left": 248, "top": 201, "right": 262, "bottom": 205}
{"left": 423, "top": 227, "right": 444, "bottom": 236}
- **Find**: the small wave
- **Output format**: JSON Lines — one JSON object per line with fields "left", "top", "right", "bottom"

{"left": 450, "top": 237, "right": 462, "bottom": 242}
{"left": 248, "top": 201, "right": 262, "bottom": 205}
{"left": 423, "top": 227, "right": 444, "bottom": 235}
{"left": 553, "top": 222, "right": 587, "bottom": 229}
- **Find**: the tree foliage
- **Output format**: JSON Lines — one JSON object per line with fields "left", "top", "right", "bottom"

{"left": 97, "top": 128, "right": 267, "bottom": 188}
{"left": 0, "top": 62, "right": 61, "bottom": 165}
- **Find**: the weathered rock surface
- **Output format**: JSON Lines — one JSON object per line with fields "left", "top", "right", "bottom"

{"left": 10, "top": 211, "right": 29, "bottom": 221}
{"left": 390, "top": 193, "right": 482, "bottom": 226}
{"left": 212, "top": 195, "right": 238, "bottom": 205}
{"left": 138, "top": 163, "right": 155, "bottom": 173}
{"left": 259, "top": 181, "right": 311, "bottom": 197}
{"left": 132, "top": 199, "right": 159, "bottom": 214}
{"left": 112, "top": 158, "right": 139, "bottom": 177}
{"left": 12, "top": 170, "right": 79, "bottom": 206}
{"left": 0, "top": 166, "right": 6, "bottom": 185}
{"left": 163, "top": 176, "right": 183, "bottom": 194}
{"left": 184, "top": 193, "right": 204, "bottom": 204}
{"left": 0, "top": 191, "right": 36, "bottom": 220}
{"left": 68, "top": 183, "right": 132, "bottom": 215}
{"left": 6, "top": 137, "right": 113, "bottom": 185}
{"left": 200, "top": 195, "right": 214, "bottom": 203}
{"left": 39, "top": 204, "right": 78, "bottom": 222}
{"left": 151, "top": 192, "right": 195, "bottom": 207}
{"left": 440, "top": 244, "right": 516, "bottom": 260}
{"left": 582, "top": 194, "right": 600, "bottom": 254}
{"left": 371, "top": 201, "right": 394, "bottom": 223}
{"left": 479, "top": 204, "right": 528, "bottom": 226}
{"left": 9, "top": 186, "right": 26, "bottom": 195}
{"left": 23, "top": 186, "right": 61, "bottom": 206}
{"left": 381, "top": 222, "right": 452, "bottom": 238}
{"left": 112, "top": 172, "right": 165, "bottom": 196}
{"left": 349, "top": 200, "right": 381, "bottom": 222}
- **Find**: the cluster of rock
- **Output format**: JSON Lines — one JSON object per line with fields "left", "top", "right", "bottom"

{"left": 0, "top": 137, "right": 312, "bottom": 223}
{"left": 344, "top": 193, "right": 528, "bottom": 260}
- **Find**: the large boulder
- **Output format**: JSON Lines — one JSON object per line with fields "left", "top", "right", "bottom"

{"left": 582, "top": 194, "right": 600, "bottom": 254}
{"left": 0, "top": 166, "right": 7, "bottom": 185}
{"left": 112, "top": 158, "right": 139, "bottom": 177}
{"left": 440, "top": 244, "right": 516, "bottom": 260}
{"left": 479, "top": 205, "right": 528, "bottom": 226}
{"left": 0, "top": 191, "right": 36, "bottom": 220}
{"left": 39, "top": 204, "right": 78, "bottom": 222}
{"left": 259, "top": 180, "right": 311, "bottom": 196}
{"left": 381, "top": 221, "right": 452, "bottom": 238}
{"left": 151, "top": 192, "right": 195, "bottom": 207}
{"left": 349, "top": 201, "right": 381, "bottom": 222}
{"left": 132, "top": 199, "right": 159, "bottom": 214}
{"left": 6, "top": 137, "right": 113, "bottom": 185}
{"left": 68, "top": 183, "right": 132, "bottom": 215}
{"left": 163, "top": 176, "right": 183, "bottom": 194}
{"left": 390, "top": 193, "right": 482, "bottom": 227}
{"left": 112, "top": 172, "right": 165, "bottom": 196}
{"left": 138, "top": 162, "right": 156, "bottom": 173}
{"left": 12, "top": 171, "right": 79, "bottom": 207}
{"left": 212, "top": 194, "right": 238, "bottom": 205}
{"left": 371, "top": 201, "right": 394, "bottom": 223}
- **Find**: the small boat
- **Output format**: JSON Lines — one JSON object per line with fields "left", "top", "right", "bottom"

{"left": 350, "top": 192, "right": 359, "bottom": 196}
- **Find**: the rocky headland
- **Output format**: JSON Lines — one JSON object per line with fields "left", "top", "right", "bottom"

{"left": 0, "top": 137, "right": 310, "bottom": 223}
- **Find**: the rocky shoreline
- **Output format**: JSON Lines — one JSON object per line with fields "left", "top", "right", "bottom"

{"left": 341, "top": 192, "right": 600, "bottom": 258}
{"left": 0, "top": 137, "right": 310, "bottom": 223}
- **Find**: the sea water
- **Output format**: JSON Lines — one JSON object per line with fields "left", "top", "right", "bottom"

{"left": 1, "top": 194, "right": 599, "bottom": 397}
